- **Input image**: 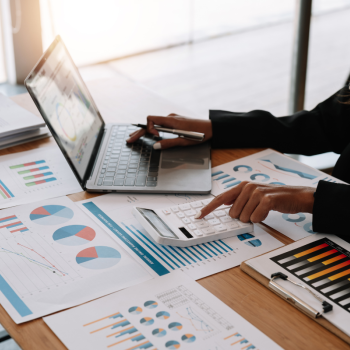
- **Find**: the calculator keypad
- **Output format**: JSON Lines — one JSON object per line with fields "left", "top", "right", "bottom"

{"left": 168, "top": 199, "right": 249, "bottom": 237}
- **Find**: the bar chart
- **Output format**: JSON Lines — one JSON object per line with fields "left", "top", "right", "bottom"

{"left": 271, "top": 238, "right": 350, "bottom": 313}
{"left": 0, "top": 215, "right": 28, "bottom": 238}
{"left": 0, "top": 179, "right": 14, "bottom": 199}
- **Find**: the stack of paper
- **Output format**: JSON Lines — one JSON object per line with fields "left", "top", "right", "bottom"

{"left": 0, "top": 93, "right": 50, "bottom": 149}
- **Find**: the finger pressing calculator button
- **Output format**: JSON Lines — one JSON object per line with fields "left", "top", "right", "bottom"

{"left": 190, "top": 201, "right": 203, "bottom": 208}
{"left": 171, "top": 206, "right": 179, "bottom": 213}
{"left": 182, "top": 218, "right": 191, "bottom": 224}
{"left": 225, "top": 209, "right": 231, "bottom": 215}
{"left": 184, "top": 209, "right": 197, "bottom": 217}
{"left": 216, "top": 224, "right": 227, "bottom": 232}
{"left": 188, "top": 224, "right": 196, "bottom": 230}
{"left": 214, "top": 210, "right": 225, "bottom": 217}
{"left": 193, "top": 230, "right": 203, "bottom": 237}
{"left": 202, "top": 227, "right": 216, "bottom": 235}
{"left": 203, "top": 213, "right": 214, "bottom": 220}
{"left": 162, "top": 209, "right": 171, "bottom": 215}
{"left": 226, "top": 221, "right": 239, "bottom": 229}
{"left": 208, "top": 219, "right": 221, "bottom": 226}
{"left": 179, "top": 203, "right": 191, "bottom": 210}
{"left": 220, "top": 216, "right": 233, "bottom": 223}
{"left": 177, "top": 212, "right": 185, "bottom": 218}
{"left": 196, "top": 221, "right": 209, "bottom": 228}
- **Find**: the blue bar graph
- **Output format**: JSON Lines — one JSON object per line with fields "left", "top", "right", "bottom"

{"left": 115, "top": 327, "right": 138, "bottom": 338}
{"left": 222, "top": 177, "right": 236, "bottom": 184}
{"left": 214, "top": 174, "right": 229, "bottom": 181}
{"left": 212, "top": 171, "right": 223, "bottom": 177}
{"left": 0, "top": 275, "right": 32, "bottom": 317}
{"left": 112, "top": 320, "right": 130, "bottom": 329}
{"left": 0, "top": 180, "right": 14, "bottom": 197}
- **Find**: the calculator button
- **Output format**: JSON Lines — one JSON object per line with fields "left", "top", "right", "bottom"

{"left": 177, "top": 212, "right": 185, "bottom": 218}
{"left": 179, "top": 203, "right": 191, "bottom": 210}
{"left": 188, "top": 224, "right": 197, "bottom": 230}
{"left": 162, "top": 209, "right": 171, "bottom": 215}
{"left": 171, "top": 206, "right": 179, "bottom": 213}
{"left": 182, "top": 218, "right": 191, "bottom": 224}
{"left": 214, "top": 210, "right": 225, "bottom": 217}
{"left": 184, "top": 209, "right": 197, "bottom": 217}
{"left": 226, "top": 221, "right": 239, "bottom": 229}
{"left": 202, "top": 227, "right": 216, "bottom": 235}
{"left": 191, "top": 201, "right": 203, "bottom": 208}
{"left": 201, "top": 199, "right": 212, "bottom": 205}
{"left": 203, "top": 213, "right": 214, "bottom": 220}
{"left": 196, "top": 221, "right": 209, "bottom": 228}
{"left": 240, "top": 222, "right": 252, "bottom": 227}
{"left": 193, "top": 230, "right": 203, "bottom": 237}
{"left": 216, "top": 224, "right": 227, "bottom": 232}
{"left": 220, "top": 216, "right": 233, "bottom": 223}
{"left": 208, "top": 219, "right": 221, "bottom": 226}
{"left": 225, "top": 209, "right": 231, "bottom": 215}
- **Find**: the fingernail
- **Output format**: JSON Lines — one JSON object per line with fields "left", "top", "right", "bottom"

{"left": 194, "top": 210, "right": 202, "bottom": 219}
{"left": 153, "top": 142, "right": 161, "bottom": 150}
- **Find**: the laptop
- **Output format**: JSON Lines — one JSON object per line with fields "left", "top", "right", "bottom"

{"left": 25, "top": 36, "right": 211, "bottom": 194}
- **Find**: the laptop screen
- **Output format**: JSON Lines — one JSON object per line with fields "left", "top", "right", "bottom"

{"left": 25, "top": 36, "right": 104, "bottom": 183}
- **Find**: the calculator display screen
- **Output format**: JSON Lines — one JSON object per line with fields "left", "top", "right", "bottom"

{"left": 137, "top": 208, "right": 178, "bottom": 239}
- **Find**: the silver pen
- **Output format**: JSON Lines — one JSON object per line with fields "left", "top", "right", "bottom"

{"left": 132, "top": 124, "right": 205, "bottom": 142}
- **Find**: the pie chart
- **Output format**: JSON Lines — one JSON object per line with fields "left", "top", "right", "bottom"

{"left": 53, "top": 225, "right": 96, "bottom": 246}
{"left": 165, "top": 340, "right": 180, "bottom": 349}
{"left": 30, "top": 205, "right": 74, "bottom": 225}
{"left": 156, "top": 311, "right": 170, "bottom": 320}
{"left": 152, "top": 328, "right": 166, "bottom": 338}
{"left": 181, "top": 334, "right": 196, "bottom": 343}
{"left": 76, "top": 246, "right": 121, "bottom": 269}
{"left": 140, "top": 317, "right": 154, "bottom": 326}
{"left": 168, "top": 322, "right": 182, "bottom": 331}
{"left": 144, "top": 300, "right": 158, "bottom": 309}
{"left": 129, "top": 306, "right": 142, "bottom": 315}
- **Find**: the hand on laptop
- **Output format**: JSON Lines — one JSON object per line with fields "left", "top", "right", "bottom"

{"left": 126, "top": 114, "right": 212, "bottom": 149}
{"left": 194, "top": 182, "right": 315, "bottom": 223}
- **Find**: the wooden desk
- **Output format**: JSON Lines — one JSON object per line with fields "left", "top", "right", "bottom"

{"left": 1, "top": 86, "right": 349, "bottom": 350}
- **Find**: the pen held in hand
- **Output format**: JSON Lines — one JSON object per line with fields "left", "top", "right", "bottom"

{"left": 132, "top": 124, "right": 205, "bottom": 142}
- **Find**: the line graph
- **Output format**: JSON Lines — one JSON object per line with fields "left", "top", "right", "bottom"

{"left": 177, "top": 307, "right": 214, "bottom": 334}
{"left": 0, "top": 235, "right": 81, "bottom": 297}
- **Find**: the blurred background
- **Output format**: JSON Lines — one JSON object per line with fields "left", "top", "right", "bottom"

{"left": 1, "top": 1, "right": 350, "bottom": 347}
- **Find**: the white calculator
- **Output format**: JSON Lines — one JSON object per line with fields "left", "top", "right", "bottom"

{"left": 132, "top": 198, "right": 254, "bottom": 247}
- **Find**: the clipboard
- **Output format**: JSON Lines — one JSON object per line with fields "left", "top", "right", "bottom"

{"left": 240, "top": 259, "right": 350, "bottom": 345}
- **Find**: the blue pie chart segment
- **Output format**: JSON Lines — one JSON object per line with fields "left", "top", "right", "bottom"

{"left": 144, "top": 300, "right": 158, "bottom": 309}
{"left": 30, "top": 205, "right": 74, "bottom": 225}
{"left": 156, "top": 311, "right": 170, "bottom": 320}
{"left": 282, "top": 213, "right": 306, "bottom": 222}
{"left": 182, "top": 334, "right": 196, "bottom": 343}
{"left": 140, "top": 317, "right": 154, "bottom": 326}
{"left": 53, "top": 225, "right": 96, "bottom": 246}
{"left": 165, "top": 340, "right": 181, "bottom": 349}
{"left": 304, "top": 222, "right": 316, "bottom": 234}
{"left": 250, "top": 173, "right": 270, "bottom": 182}
{"left": 244, "top": 239, "right": 262, "bottom": 247}
{"left": 76, "top": 246, "right": 121, "bottom": 269}
{"left": 152, "top": 328, "right": 166, "bottom": 338}
{"left": 233, "top": 165, "right": 252, "bottom": 173}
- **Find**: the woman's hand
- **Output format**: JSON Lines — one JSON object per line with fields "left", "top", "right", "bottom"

{"left": 195, "top": 182, "right": 315, "bottom": 223}
{"left": 127, "top": 114, "right": 212, "bottom": 149}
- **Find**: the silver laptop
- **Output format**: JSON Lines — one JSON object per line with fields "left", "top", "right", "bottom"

{"left": 25, "top": 36, "right": 211, "bottom": 194}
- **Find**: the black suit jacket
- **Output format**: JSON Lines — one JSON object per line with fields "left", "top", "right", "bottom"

{"left": 209, "top": 88, "right": 350, "bottom": 239}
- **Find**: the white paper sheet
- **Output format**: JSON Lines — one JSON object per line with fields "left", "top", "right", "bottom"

{"left": 0, "top": 147, "right": 82, "bottom": 209}
{"left": 245, "top": 234, "right": 350, "bottom": 337}
{"left": 44, "top": 270, "right": 282, "bottom": 350}
{"left": 0, "top": 94, "right": 44, "bottom": 137}
{"left": 76, "top": 193, "right": 284, "bottom": 280}
{"left": 211, "top": 149, "right": 345, "bottom": 241}
{"left": 0, "top": 196, "right": 152, "bottom": 323}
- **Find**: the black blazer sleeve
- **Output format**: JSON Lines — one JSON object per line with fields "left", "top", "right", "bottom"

{"left": 313, "top": 181, "right": 350, "bottom": 241}
{"left": 209, "top": 88, "right": 350, "bottom": 156}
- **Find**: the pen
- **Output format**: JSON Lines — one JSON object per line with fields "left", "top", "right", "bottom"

{"left": 132, "top": 124, "right": 205, "bottom": 142}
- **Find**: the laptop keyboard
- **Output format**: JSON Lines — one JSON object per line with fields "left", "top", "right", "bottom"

{"left": 97, "top": 125, "right": 160, "bottom": 187}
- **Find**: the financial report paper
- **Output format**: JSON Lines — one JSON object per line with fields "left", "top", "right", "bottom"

{"left": 77, "top": 193, "right": 283, "bottom": 280}
{"left": 0, "top": 196, "right": 151, "bottom": 323}
{"left": 44, "top": 271, "right": 282, "bottom": 350}
{"left": 0, "top": 147, "right": 82, "bottom": 209}
{"left": 210, "top": 149, "right": 345, "bottom": 241}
